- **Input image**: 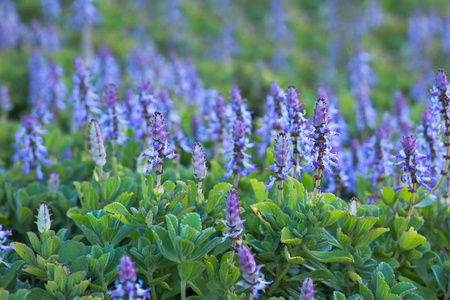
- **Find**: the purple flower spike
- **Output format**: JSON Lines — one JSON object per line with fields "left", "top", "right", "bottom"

{"left": 0, "top": 225, "right": 13, "bottom": 252}
{"left": 236, "top": 244, "right": 271, "bottom": 298}
{"left": 99, "top": 84, "right": 130, "bottom": 148}
{"left": 394, "top": 135, "right": 432, "bottom": 193}
{"left": 142, "top": 112, "right": 178, "bottom": 175}
{"left": 224, "top": 118, "right": 256, "bottom": 180}
{"left": 430, "top": 69, "right": 450, "bottom": 136}
{"left": 266, "top": 133, "right": 291, "bottom": 191}
{"left": 417, "top": 111, "right": 444, "bottom": 179}
{"left": 89, "top": 119, "right": 106, "bottom": 166}
{"left": 109, "top": 255, "right": 150, "bottom": 300}
{"left": 223, "top": 189, "right": 243, "bottom": 241}
{"left": 192, "top": 142, "right": 207, "bottom": 181}
{"left": 304, "top": 98, "right": 339, "bottom": 176}
{"left": 13, "top": 115, "right": 52, "bottom": 181}
{"left": 300, "top": 275, "right": 316, "bottom": 300}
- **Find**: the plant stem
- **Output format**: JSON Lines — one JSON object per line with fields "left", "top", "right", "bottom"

{"left": 157, "top": 164, "right": 162, "bottom": 187}
{"left": 99, "top": 165, "right": 103, "bottom": 183}
{"left": 112, "top": 141, "right": 118, "bottom": 174}
{"left": 312, "top": 169, "right": 322, "bottom": 203}
{"left": 233, "top": 173, "right": 240, "bottom": 189}
{"left": 406, "top": 185, "right": 416, "bottom": 228}
{"left": 197, "top": 181, "right": 203, "bottom": 205}
{"left": 267, "top": 263, "right": 291, "bottom": 296}
{"left": 294, "top": 153, "right": 299, "bottom": 180}
{"left": 228, "top": 240, "right": 237, "bottom": 264}
{"left": 181, "top": 281, "right": 186, "bottom": 300}
{"left": 278, "top": 180, "right": 285, "bottom": 207}
{"left": 249, "top": 293, "right": 254, "bottom": 300}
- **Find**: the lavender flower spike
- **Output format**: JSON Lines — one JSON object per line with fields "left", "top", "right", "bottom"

{"left": 109, "top": 255, "right": 150, "bottom": 300}
{"left": 13, "top": 115, "right": 52, "bottom": 181}
{"left": 223, "top": 189, "right": 244, "bottom": 241}
{"left": 237, "top": 244, "right": 271, "bottom": 298}
{"left": 394, "top": 135, "right": 432, "bottom": 193}
{"left": 89, "top": 119, "right": 106, "bottom": 166}
{"left": 266, "top": 133, "right": 291, "bottom": 192}
{"left": 0, "top": 225, "right": 13, "bottom": 266}
{"left": 142, "top": 112, "right": 178, "bottom": 175}
{"left": 430, "top": 69, "right": 450, "bottom": 136}
{"left": 300, "top": 275, "right": 316, "bottom": 300}
{"left": 192, "top": 142, "right": 207, "bottom": 181}
{"left": 36, "top": 201, "right": 51, "bottom": 233}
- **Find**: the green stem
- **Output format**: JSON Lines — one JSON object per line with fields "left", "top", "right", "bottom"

{"left": 406, "top": 185, "right": 416, "bottom": 229}
{"left": 279, "top": 180, "right": 285, "bottom": 207}
{"left": 197, "top": 181, "right": 203, "bottom": 205}
{"left": 233, "top": 173, "right": 240, "bottom": 189}
{"left": 112, "top": 141, "right": 118, "bottom": 174}
{"left": 249, "top": 293, "right": 254, "bottom": 300}
{"left": 181, "top": 281, "right": 186, "bottom": 300}
{"left": 267, "top": 263, "right": 291, "bottom": 296}
{"left": 150, "top": 274, "right": 158, "bottom": 300}
{"left": 312, "top": 169, "right": 322, "bottom": 203}
{"left": 228, "top": 240, "right": 237, "bottom": 264}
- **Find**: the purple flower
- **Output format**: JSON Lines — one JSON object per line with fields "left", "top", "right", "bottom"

{"left": 443, "top": 13, "right": 450, "bottom": 54}
{"left": 109, "top": 255, "right": 150, "bottom": 300}
{"left": 266, "top": 133, "right": 291, "bottom": 191}
{"left": 365, "top": 0, "right": 383, "bottom": 30}
{"left": 257, "top": 81, "right": 288, "bottom": 157}
{"left": 91, "top": 45, "right": 121, "bottom": 89}
{"left": 417, "top": 111, "right": 444, "bottom": 180}
{"left": 224, "top": 118, "right": 256, "bottom": 180}
{"left": 300, "top": 275, "right": 316, "bottom": 300}
{"left": 47, "top": 60, "right": 67, "bottom": 112}
{"left": 142, "top": 112, "right": 178, "bottom": 174}
{"left": 393, "top": 90, "right": 411, "bottom": 135}
{"left": 0, "top": 224, "right": 13, "bottom": 267}
{"left": 28, "top": 48, "right": 49, "bottom": 105}
{"left": 89, "top": 119, "right": 106, "bottom": 166}
{"left": 0, "top": 0, "right": 21, "bottom": 48}
{"left": 236, "top": 244, "right": 271, "bottom": 298}
{"left": 72, "top": 0, "right": 101, "bottom": 28}
{"left": 223, "top": 189, "right": 243, "bottom": 241}
{"left": 1, "top": 85, "right": 12, "bottom": 120}
{"left": 192, "top": 142, "right": 207, "bottom": 181}
{"left": 394, "top": 135, "right": 432, "bottom": 193}
{"left": 31, "top": 96, "right": 54, "bottom": 125}
{"left": 70, "top": 57, "right": 101, "bottom": 129}
{"left": 430, "top": 69, "right": 450, "bottom": 136}
{"left": 99, "top": 84, "right": 130, "bottom": 148}
{"left": 225, "top": 86, "right": 252, "bottom": 135}
{"left": 304, "top": 98, "right": 339, "bottom": 175}
{"left": 348, "top": 43, "right": 377, "bottom": 131}
{"left": 13, "top": 115, "right": 52, "bottom": 181}
{"left": 361, "top": 127, "right": 395, "bottom": 189}
{"left": 40, "top": 0, "right": 61, "bottom": 23}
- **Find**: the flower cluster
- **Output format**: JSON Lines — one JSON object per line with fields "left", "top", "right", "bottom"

{"left": 236, "top": 244, "right": 271, "bottom": 298}
{"left": 89, "top": 119, "right": 106, "bottom": 167}
{"left": 13, "top": 115, "right": 52, "bottom": 181}
{"left": 0, "top": 225, "right": 13, "bottom": 266}
{"left": 109, "top": 255, "right": 150, "bottom": 300}
{"left": 142, "top": 112, "right": 178, "bottom": 174}
{"left": 223, "top": 189, "right": 244, "bottom": 241}
{"left": 300, "top": 275, "right": 316, "bottom": 300}
{"left": 70, "top": 57, "right": 101, "bottom": 129}
{"left": 192, "top": 142, "right": 207, "bottom": 181}
{"left": 266, "top": 133, "right": 291, "bottom": 191}
{"left": 394, "top": 135, "right": 432, "bottom": 193}
{"left": 92, "top": 45, "right": 121, "bottom": 89}
{"left": 72, "top": 0, "right": 101, "bottom": 28}
{"left": 430, "top": 69, "right": 450, "bottom": 136}
{"left": 304, "top": 98, "right": 339, "bottom": 181}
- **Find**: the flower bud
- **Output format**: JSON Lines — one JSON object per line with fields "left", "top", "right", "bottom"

{"left": 300, "top": 275, "right": 316, "bottom": 300}
{"left": 224, "top": 189, "right": 243, "bottom": 240}
{"left": 312, "top": 98, "right": 328, "bottom": 127}
{"left": 436, "top": 69, "right": 448, "bottom": 91}
{"left": 192, "top": 142, "right": 207, "bottom": 181}
{"left": 89, "top": 119, "right": 106, "bottom": 166}
{"left": 348, "top": 197, "right": 358, "bottom": 216}
{"left": 48, "top": 172, "right": 60, "bottom": 195}
{"left": 36, "top": 201, "right": 51, "bottom": 233}
{"left": 401, "top": 135, "right": 416, "bottom": 156}
{"left": 118, "top": 255, "right": 137, "bottom": 283}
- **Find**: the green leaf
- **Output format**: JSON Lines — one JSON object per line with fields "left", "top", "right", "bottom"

{"left": 181, "top": 213, "right": 202, "bottom": 232}
{"left": 359, "top": 283, "right": 375, "bottom": 300}
{"left": 431, "top": 265, "right": 446, "bottom": 293}
{"left": 54, "top": 264, "right": 68, "bottom": 292}
{"left": 12, "top": 242, "right": 38, "bottom": 266}
{"left": 41, "top": 236, "right": 61, "bottom": 260}
{"left": 283, "top": 246, "right": 304, "bottom": 264}
{"left": 152, "top": 226, "right": 179, "bottom": 263}
{"left": 376, "top": 262, "right": 395, "bottom": 288}
{"left": 178, "top": 261, "right": 205, "bottom": 282}
{"left": 320, "top": 210, "right": 346, "bottom": 227}
{"left": 375, "top": 274, "right": 389, "bottom": 300}
{"left": 308, "top": 250, "right": 353, "bottom": 263}
{"left": 59, "top": 240, "right": 85, "bottom": 263}
{"left": 381, "top": 187, "right": 395, "bottom": 205}
{"left": 219, "top": 262, "right": 240, "bottom": 286}
{"left": 280, "top": 227, "right": 301, "bottom": 244}
{"left": 400, "top": 227, "right": 427, "bottom": 251}
{"left": 81, "top": 182, "right": 99, "bottom": 212}
{"left": 205, "top": 193, "right": 222, "bottom": 214}
{"left": 174, "top": 237, "right": 195, "bottom": 257}
{"left": 355, "top": 228, "right": 389, "bottom": 249}
{"left": 250, "top": 179, "right": 268, "bottom": 203}
{"left": 27, "top": 232, "right": 41, "bottom": 254}
{"left": 391, "top": 282, "right": 417, "bottom": 297}
{"left": 414, "top": 194, "right": 437, "bottom": 208}
{"left": 333, "top": 291, "right": 347, "bottom": 300}
{"left": 102, "top": 176, "right": 121, "bottom": 201}
{"left": 1, "top": 261, "right": 25, "bottom": 288}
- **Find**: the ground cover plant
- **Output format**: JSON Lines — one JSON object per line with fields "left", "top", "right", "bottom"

{"left": 1, "top": 0, "right": 450, "bottom": 299}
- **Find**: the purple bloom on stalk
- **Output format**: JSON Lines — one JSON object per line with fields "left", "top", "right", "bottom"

{"left": 236, "top": 244, "right": 271, "bottom": 298}
{"left": 285, "top": 86, "right": 308, "bottom": 177}
{"left": 0, "top": 0, "right": 21, "bottom": 48}
{"left": 91, "top": 45, "right": 121, "bottom": 89}
{"left": 394, "top": 135, "right": 432, "bottom": 193}
{"left": 40, "top": 0, "right": 61, "bottom": 23}
{"left": 430, "top": 69, "right": 450, "bottom": 136}
{"left": 142, "top": 112, "right": 178, "bottom": 174}
{"left": 72, "top": 0, "right": 101, "bottom": 28}
{"left": 28, "top": 48, "right": 49, "bottom": 105}
{"left": 300, "top": 275, "right": 316, "bottom": 300}
{"left": 443, "top": 13, "right": 450, "bottom": 54}
{"left": 304, "top": 98, "right": 339, "bottom": 175}
{"left": 89, "top": 119, "right": 106, "bottom": 166}
{"left": 70, "top": 57, "right": 101, "bottom": 129}
{"left": 48, "top": 60, "right": 67, "bottom": 112}
{"left": 31, "top": 96, "right": 54, "bottom": 125}
{"left": 192, "top": 142, "right": 207, "bottom": 181}
{"left": 0, "top": 85, "right": 12, "bottom": 114}
{"left": 203, "top": 91, "right": 226, "bottom": 147}
{"left": 417, "top": 111, "right": 444, "bottom": 179}
{"left": 99, "top": 84, "right": 130, "bottom": 147}
{"left": 257, "top": 81, "right": 288, "bottom": 157}
{"left": 109, "top": 255, "right": 150, "bottom": 300}
{"left": 0, "top": 225, "right": 13, "bottom": 251}
{"left": 266, "top": 133, "right": 291, "bottom": 191}
{"left": 223, "top": 189, "right": 244, "bottom": 241}
{"left": 224, "top": 118, "right": 256, "bottom": 179}
{"left": 225, "top": 86, "right": 252, "bottom": 135}
{"left": 393, "top": 90, "right": 411, "bottom": 135}
{"left": 13, "top": 115, "right": 52, "bottom": 181}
